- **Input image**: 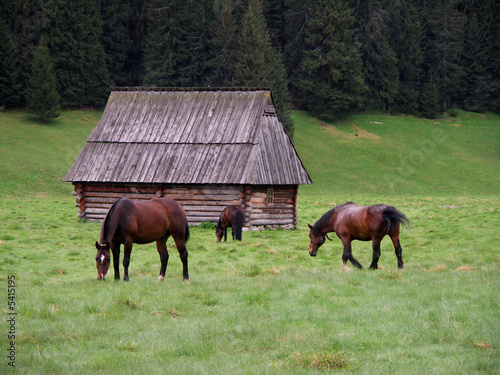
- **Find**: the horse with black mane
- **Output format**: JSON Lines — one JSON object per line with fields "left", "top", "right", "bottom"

{"left": 308, "top": 202, "right": 409, "bottom": 269}
{"left": 95, "top": 197, "right": 190, "bottom": 281}
{"left": 216, "top": 205, "right": 245, "bottom": 242}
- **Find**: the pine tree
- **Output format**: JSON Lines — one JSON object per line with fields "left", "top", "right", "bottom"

{"left": 0, "top": 19, "right": 22, "bottom": 108}
{"left": 428, "top": 0, "right": 465, "bottom": 111}
{"left": 262, "top": 0, "right": 287, "bottom": 50}
{"left": 128, "top": 0, "right": 148, "bottom": 85}
{"left": 26, "top": 42, "right": 60, "bottom": 120}
{"left": 488, "top": 2, "right": 500, "bottom": 112}
{"left": 101, "top": 0, "right": 134, "bottom": 86}
{"left": 233, "top": 0, "right": 293, "bottom": 136}
{"left": 4, "top": 0, "right": 45, "bottom": 101}
{"left": 361, "top": 0, "right": 399, "bottom": 113}
{"left": 420, "top": 74, "right": 440, "bottom": 119}
{"left": 462, "top": 12, "right": 490, "bottom": 112}
{"left": 207, "top": 0, "right": 241, "bottom": 86}
{"left": 43, "top": 0, "right": 110, "bottom": 108}
{"left": 283, "top": 0, "right": 313, "bottom": 85}
{"left": 144, "top": 0, "right": 213, "bottom": 87}
{"left": 391, "top": 0, "right": 424, "bottom": 114}
{"left": 296, "top": 0, "right": 366, "bottom": 118}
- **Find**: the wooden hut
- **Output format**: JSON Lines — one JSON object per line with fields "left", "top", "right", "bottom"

{"left": 64, "top": 87, "right": 312, "bottom": 228}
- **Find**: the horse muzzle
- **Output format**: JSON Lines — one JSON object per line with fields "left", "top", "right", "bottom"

{"left": 309, "top": 248, "right": 317, "bottom": 257}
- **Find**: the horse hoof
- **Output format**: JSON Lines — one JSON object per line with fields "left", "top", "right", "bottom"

{"left": 158, "top": 275, "right": 165, "bottom": 281}
{"left": 183, "top": 279, "right": 190, "bottom": 285}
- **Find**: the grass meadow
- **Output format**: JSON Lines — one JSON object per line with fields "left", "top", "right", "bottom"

{"left": 1, "top": 109, "right": 499, "bottom": 374}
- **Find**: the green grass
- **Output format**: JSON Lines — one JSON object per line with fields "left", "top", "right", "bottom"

{"left": 0, "top": 110, "right": 100, "bottom": 198}
{"left": 1, "top": 109, "right": 499, "bottom": 374}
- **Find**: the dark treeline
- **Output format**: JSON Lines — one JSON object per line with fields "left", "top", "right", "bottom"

{"left": 1, "top": 0, "right": 498, "bottom": 133}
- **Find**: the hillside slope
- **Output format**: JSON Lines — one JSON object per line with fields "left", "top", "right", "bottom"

{"left": 292, "top": 110, "right": 500, "bottom": 197}
{"left": 1, "top": 109, "right": 498, "bottom": 198}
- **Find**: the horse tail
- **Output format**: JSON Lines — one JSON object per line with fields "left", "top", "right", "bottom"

{"left": 382, "top": 206, "right": 410, "bottom": 234}
{"left": 235, "top": 210, "right": 243, "bottom": 241}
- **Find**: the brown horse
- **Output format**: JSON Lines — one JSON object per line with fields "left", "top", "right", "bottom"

{"left": 95, "top": 197, "right": 190, "bottom": 281}
{"left": 308, "top": 202, "right": 409, "bottom": 269}
{"left": 216, "top": 205, "right": 245, "bottom": 242}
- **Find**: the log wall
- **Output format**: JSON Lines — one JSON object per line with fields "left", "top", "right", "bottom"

{"left": 72, "top": 183, "right": 298, "bottom": 228}
{"left": 246, "top": 186, "right": 297, "bottom": 227}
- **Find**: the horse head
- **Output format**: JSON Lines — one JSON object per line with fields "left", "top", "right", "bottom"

{"left": 307, "top": 224, "right": 331, "bottom": 257}
{"left": 95, "top": 241, "right": 111, "bottom": 280}
{"left": 215, "top": 220, "right": 224, "bottom": 242}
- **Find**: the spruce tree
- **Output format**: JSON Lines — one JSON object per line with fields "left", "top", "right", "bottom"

{"left": 128, "top": 0, "right": 148, "bottom": 85}
{"left": 296, "top": 0, "right": 366, "bottom": 118}
{"left": 462, "top": 13, "right": 490, "bottom": 112}
{"left": 4, "top": 0, "right": 45, "bottom": 100}
{"left": 283, "top": 0, "right": 312, "bottom": 85}
{"left": 207, "top": 0, "right": 240, "bottom": 86}
{"left": 26, "top": 42, "right": 60, "bottom": 120}
{"left": 420, "top": 74, "right": 441, "bottom": 119}
{"left": 144, "top": 0, "right": 213, "bottom": 87}
{"left": 361, "top": 0, "right": 399, "bottom": 113}
{"left": 489, "top": 2, "right": 500, "bottom": 112}
{"left": 233, "top": 0, "right": 293, "bottom": 136}
{"left": 101, "top": 0, "right": 134, "bottom": 86}
{"left": 43, "top": 0, "right": 110, "bottom": 108}
{"left": 0, "top": 19, "right": 22, "bottom": 108}
{"left": 428, "top": 0, "right": 465, "bottom": 111}
{"left": 391, "top": 0, "right": 424, "bottom": 114}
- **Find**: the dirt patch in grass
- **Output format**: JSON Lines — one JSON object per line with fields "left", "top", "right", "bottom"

{"left": 319, "top": 122, "right": 380, "bottom": 140}
{"left": 455, "top": 266, "right": 476, "bottom": 271}
{"left": 293, "top": 350, "right": 352, "bottom": 371}
{"left": 426, "top": 265, "right": 447, "bottom": 271}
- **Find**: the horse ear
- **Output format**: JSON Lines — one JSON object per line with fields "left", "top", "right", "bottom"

{"left": 308, "top": 224, "right": 313, "bottom": 230}
{"left": 95, "top": 241, "right": 100, "bottom": 250}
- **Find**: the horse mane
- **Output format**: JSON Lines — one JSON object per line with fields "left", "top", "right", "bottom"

{"left": 312, "top": 208, "right": 336, "bottom": 235}
{"left": 102, "top": 197, "right": 128, "bottom": 242}
{"left": 312, "top": 202, "right": 355, "bottom": 235}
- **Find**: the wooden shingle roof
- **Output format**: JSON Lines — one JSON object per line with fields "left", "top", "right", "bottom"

{"left": 64, "top": 87, "right": 311, "bottom": 185}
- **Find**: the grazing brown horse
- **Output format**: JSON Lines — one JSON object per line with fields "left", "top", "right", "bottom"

{"left": 216, "top": 205, "right": 245, "bottom": 242}
{"left": 308, "top": 202, "right": 409, "bottom": 269}
{"left": 95, "top": 197, "right": 190, "bottom": 281}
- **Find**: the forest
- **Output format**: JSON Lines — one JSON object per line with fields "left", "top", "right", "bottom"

{"left": 1, "top": 0, "right": 499, "bottom": 135}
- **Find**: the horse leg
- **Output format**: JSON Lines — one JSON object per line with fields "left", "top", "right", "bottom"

{"left": 391, "top": 235, "right": 404, "bottom": 269}
{"left": 172, "top": 234, "right": 189, "bottom": 281}
{"left": 122, "top": 240, "right": 133, "bottom": 281}
{"left": 231, "top": 218, "right": 236, "bottom": 240}
{"left": 369, "top": 238, "right": 382, "bottom": 269}
{"left": 224, "top": 227, "right": 227, "bottom": 242}
{"left": 111, "top": 242, "right": 121, "bottom": 280}
{"left": 156, "top": 238, "right": 169, "bottom": 281}
{"left": 341, "top": 238, "right": 363, "bottom": 269}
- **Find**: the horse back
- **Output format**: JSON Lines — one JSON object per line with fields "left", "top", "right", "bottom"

{"left": 221, "top": 205, "right": 244, "bottom": 226}
{"left": 335, "top": 203, "right": 386, "bottom": 240}
{"left": 110, "top": 197, "right": 187, "bottom": 244}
